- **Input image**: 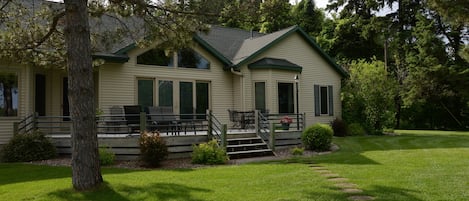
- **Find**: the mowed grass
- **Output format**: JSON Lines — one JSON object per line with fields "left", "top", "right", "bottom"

{"left": 0, "top": 162, "right": 346, "bottom": 201}
{"left": 1, "top": 130, "right": 468, "bottom": 201}
{"left": 310, "top": 130, "right": 469, "bottom": 201}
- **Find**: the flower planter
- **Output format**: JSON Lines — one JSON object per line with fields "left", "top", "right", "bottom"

{"left": 281, "top": 123, "right": 290, "bottom": 130}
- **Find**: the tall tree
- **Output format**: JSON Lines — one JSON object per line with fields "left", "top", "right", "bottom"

{"left": 63, "top": 0, "right": 102, "bottom": 190}
{"left": 291, "top": 0, "right": 325, "bottom": 37}
{"left": 259, "top": 0, "right": 293, "bottom": 33}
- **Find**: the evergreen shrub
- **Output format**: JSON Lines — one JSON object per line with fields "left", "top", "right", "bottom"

{"left": 301, "top": 124, "right": 333, "bottom": 151}
{"left": 1, "top": 131, "right": 56, "bottom": 162}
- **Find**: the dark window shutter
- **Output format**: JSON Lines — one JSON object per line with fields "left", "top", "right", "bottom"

{"left": 314, "top": 85, "right": 320, "bottom": 116}
{"left": 328, "top": 85, "right": 334, "bottom": 116}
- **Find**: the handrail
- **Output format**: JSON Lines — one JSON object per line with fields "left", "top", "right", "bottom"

{"left": 16, "top": 114, "right": 37, "bottom": 134}
{"left": 207, "top": 110, "right": 222, "bottom": 141}
{"left": 257, "top": 111, "right": 270, "bottom": 141}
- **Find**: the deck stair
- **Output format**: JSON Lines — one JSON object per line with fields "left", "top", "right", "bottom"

{"left": 226, "top": 133, "right": 274, "bottom": 159}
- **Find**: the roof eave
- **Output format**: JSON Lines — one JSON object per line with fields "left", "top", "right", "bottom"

{"left": 92, "top": 53, "right": 129, "bottom": 63}
{"left": 248, "top": 65, "right": 303, "bottom": 72}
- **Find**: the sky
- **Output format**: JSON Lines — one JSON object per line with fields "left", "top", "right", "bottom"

{"left": 290, "top": 0, "right": 329, "bottom": 8}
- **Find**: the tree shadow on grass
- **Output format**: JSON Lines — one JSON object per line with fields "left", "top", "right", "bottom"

{"left": 49, "top": 182, "right": 211, "bottom": 201}
{"left": 362, "top": 185, "right": 423, "bottom": 201}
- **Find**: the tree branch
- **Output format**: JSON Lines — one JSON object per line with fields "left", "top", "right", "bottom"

{"left": 29, "top": 11, "right": 66, "bottom": 50}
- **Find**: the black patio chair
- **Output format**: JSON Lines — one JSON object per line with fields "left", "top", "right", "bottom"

{"left": 123, "top": 105, "right": 141, "bottom": 133}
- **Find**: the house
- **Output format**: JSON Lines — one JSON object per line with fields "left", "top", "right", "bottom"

{"left": 0, "top": 23, "right": 347, "bottom": 147}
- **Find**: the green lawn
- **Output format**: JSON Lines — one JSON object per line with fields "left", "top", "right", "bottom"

{"left": 310, "top": 130, "right": 469, "bottom": 201}
{"left": 1, "top": 130, "right": 468, "bottom": 201}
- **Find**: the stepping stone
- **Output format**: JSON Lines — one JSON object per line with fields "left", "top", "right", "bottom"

{"left": 341, "top": 188, "right": 363, "bottom": 194}
{"left": 347, "top": 195, "right": 375, "bottom": 201}
{"left": 322, "top": 173, "right": 340, "bottom": 178}
{"left": 315, "top": 169, "right": 332, "bottom": 174}
{"left": 328, "top": 177, "right": 348, "bottom": 182}
{"left": 335, "top": 183, "right": 358, "bottom": 188}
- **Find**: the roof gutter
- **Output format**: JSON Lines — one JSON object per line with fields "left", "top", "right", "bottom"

{"left": 230, "top": 66, "right": 243, "bottom": 76}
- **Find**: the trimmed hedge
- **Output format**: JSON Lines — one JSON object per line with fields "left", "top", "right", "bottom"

{"left": 301, "top": 123, "right": 333, "bottom": 151}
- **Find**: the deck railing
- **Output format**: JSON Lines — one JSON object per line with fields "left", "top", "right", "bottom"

{"left": 207, "top": 110, "right": 227, "bottom": 147}
{"left": 14, "top": 112, "right": 210, "bottom": 137}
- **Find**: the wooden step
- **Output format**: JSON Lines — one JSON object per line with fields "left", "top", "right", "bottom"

{"left": 227, "top": 143, "right": 267, "bottom": 148}
{"left": 227, "top": 148, "right": 273, "bottom": 155}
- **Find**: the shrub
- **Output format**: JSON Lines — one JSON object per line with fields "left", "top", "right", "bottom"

{"left": 291, "top": 147, "right": 304, "bottom": 156}
{"left": 139, "top": 131, "right": 168, "bottom": 167}
{"left": 99, "top": 147, "right": 115, "bottom": 166}
{"left": 192, "top": 139, "right": 228, "bottom": 165}
{"left": 1, "top": 131, "right": 56, "bottom": 162}
{"left": 330, "top": 118, "right": 348, "bottom": 137}
{"left": 301, "top": 123, "right": 333, "bottom": 151}
{"left": 348, "top": 123, "right": 366, "bottom": 136}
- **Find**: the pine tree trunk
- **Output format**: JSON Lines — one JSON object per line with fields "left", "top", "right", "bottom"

{"left": 63, "top": 0, "right": 103, "bottom": 191}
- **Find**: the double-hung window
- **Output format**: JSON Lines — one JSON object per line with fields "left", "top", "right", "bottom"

{"left": 314, "top": 85, "right": 333, "bottom": 116}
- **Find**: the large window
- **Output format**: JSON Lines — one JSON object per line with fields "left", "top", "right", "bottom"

{"left": 158, "top": 80, "right": 173, "bottom": 107}
{"left": 196, "top": 82, "right": 209, "bottom": 119}
{"left": 314, "top": 85, "right": 334, "bottom": 116}
{"left": 138, "top": 79, "right": 154, "bottom": 109}
{"left": 178, "top": 49, "right": 210, "bottom": 69}
{"left": 278, "top": 83, "right": 294, "bottom": 114}
{"left": 0, "top": 72, "right": 18, "bottom": 117}
{"left": 137, "top": 48, "right": 173, "bottom": 66}
{"left": 255, "top": 82, "right": 266, "bottom": 112}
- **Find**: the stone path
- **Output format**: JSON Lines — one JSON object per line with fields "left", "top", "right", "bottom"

{"left": 310, "top": 164, "right": 375, "bottom": 201}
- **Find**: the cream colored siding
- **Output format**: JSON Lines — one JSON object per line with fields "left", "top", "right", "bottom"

{"left": 98, "top": 44, "right": 234, "bottom": 124}
{"left": 242, "top": 33, "right": 343, "bottom": 127}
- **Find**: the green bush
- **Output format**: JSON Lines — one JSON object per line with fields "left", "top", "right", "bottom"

{"left": 139, "top": 131, "right": 168, "bottom": 167}
{"left": 330, "top": 118, "right": 348, "bottom": 137}
{"left": 1, "top": 131, "right": 57, "bottom": 162}
{"left": 348, "top": 123, "right": 366, "bottom": 136}
{"left": 99, "top": 147, "right": 115, "bottom": 166}
{"left": 301, "top": 124, "right": 333, "bottom": 151}
{"left": 192, "top": 139, "right": 228, "bottom": 165}
{"left": 291, "top": 147, "right": 304, "bottom": 156}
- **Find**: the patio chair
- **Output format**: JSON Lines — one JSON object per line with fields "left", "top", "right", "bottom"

{"left": 106, "top": 106, "right": 127, "bottom": 133}
{"left": 228, "top": 109, "right": 241, "bottom": 128}
{"left": 123, "top": 105, "right": 141, "bottom": 133}
{"left": 147, "top": 106, "right": 179, "bottom": 135}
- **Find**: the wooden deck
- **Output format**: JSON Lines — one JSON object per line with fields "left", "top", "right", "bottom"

{"left": 51, "top": 129, "right": 302, "bottom": 160}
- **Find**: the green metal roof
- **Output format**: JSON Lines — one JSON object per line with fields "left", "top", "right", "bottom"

{"left": 92, "top": 53, "right": 129, "bottom": 63}
{"left": 248, "top": 57, "right": 302, "bottom": 72}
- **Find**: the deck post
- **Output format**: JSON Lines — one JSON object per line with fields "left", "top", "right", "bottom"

{"left": 269, "top": 122, "right": 275, "bottom": 151}
{"left": 139, "top": 112, "right": 146, "bottom": 133}
{"left": 302, "top": 112, "right": 306, "bottom": 130}
{"left": 207, "top": 110, "right": 212, "bottom": 139}
{"left": 221, "top": 124, "right": 227, "bottom": 149}
{"left": 254, "top": 110, "right": 259, "bottom": 136}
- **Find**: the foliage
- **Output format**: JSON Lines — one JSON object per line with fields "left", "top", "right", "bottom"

{"left": 1, "top": 131, "right": 56, "bottom": 162}
{"left": 342, "top": 59, "right": 397, "bottom": 133}
{"left": 301, "top": 123, "right": 333, "bottom": 151}
{"left": 98, "top": 147, "right": 115, "bottom": 166}
{"left": 290, "top": 147, "right": 304, "bottom": 156}
{"left": 347, "top": 123, "right": 366, "bottom": 136}
{"left": 259, "top": 0, "right": 293, "bottom": 33}
{"left": 139, "top": 131, "right": 168, "bottom": 167}
{"left": 330, "top": 118, "right": 348, "bottom": 137}
{"left": 291, "top": 0, "right": 324, "bottom": 37}
{"left": 192, "top": 139, "right": 228, "bottom": 165}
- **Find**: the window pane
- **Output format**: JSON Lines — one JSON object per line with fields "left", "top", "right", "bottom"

{"left": 255, "top": 82, "right": 266, "bottom": 112}
{"left": 178, "top": 49, "right": 210, "bottom": 69}
{"left": 320, "top": 86, "right": 328, "bottom": 114}
{"left": 138, "top": 79, "right": 154, "bottom": 108}
{"left": 278, "top": 83, "right": 294, "bottom": 114}
{"left": 158, "top": 80, "right": 173, "bottom": 107}
{"left": 137, "top": 48, "right": 173, "bottom": 66}
{"left": 196, "top": 82, "right": 209, "bottom": 119}
{"left": 179, "top": 82, "right": 193, "bottom": 119}
{"left": 0, "top": 72, "right": 18, "bottom": 117}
